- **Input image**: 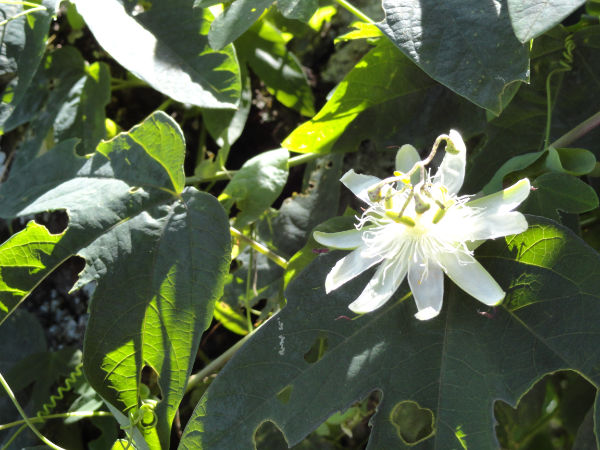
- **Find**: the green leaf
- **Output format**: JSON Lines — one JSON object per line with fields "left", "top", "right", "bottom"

{"left": 507, "top": 0, "right": 586, "bottom": 42}
{"left": 277, "top": 0, "right": 318, "bottom": 22}
{"left": 54, "top": 61, "right": 111, "bottom": 149}
{"left": 265, "top": 153, "right": 344, "bottom": 257}
{"left": 213, "top": 300, "right": 249, "bottom": 336}
{"left": 555, "top": 147, "right": 597, "bottom": 175}
{"left": 2, "top": 46, "right": 110, "bottom": 171}
{"left": 334, "top": 22, "right": 384, "bottom": 44}
{"left": 522, "top": 172, "right": 599, "bottom": 220}
{"left": 283, "top": 214, "right": 355, "bottom": 289}
{"left": 208, "top": 0, "right": 274, "bottom": 50}
{"left": 0, "top": 310, "right": 45, "bottom": 373}
{"left": 237, "top": 20, "right": 315, "bottom": 117}
{"left": 0, "top": 0, "right": 58, "bottom": 128}
{"left": 482, "top": 147, "right": 597, "bottom": 194}
{"left": 202, "top": 65, "right": 252, "bottom": 148}
{"left": 282, "top": 39, "right": 435, "bottom": 154}
{"left": 465, "top": 26, "right": 600, "bottom": 193}
{"left": 180, "top": 216, "right": 600, "bottom": 449}
{"left": 0, "top": 112, "right": 231, "bottom": 449}
{"left": 222, "top": 148, "right": 289, "bottom": 227}
{"left": 378, "top": 0, "right": 529, "bottom": 114}
{"left": 76, "top": 0, "right": 241, "bottom": 109}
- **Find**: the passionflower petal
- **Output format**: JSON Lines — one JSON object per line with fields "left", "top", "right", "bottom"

{"left": 315, "top": 130, "right": 531, "bottom": 320}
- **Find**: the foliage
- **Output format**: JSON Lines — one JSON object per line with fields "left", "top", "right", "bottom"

{"left": 0, "top": 0, "right": 598, "bottom": 449}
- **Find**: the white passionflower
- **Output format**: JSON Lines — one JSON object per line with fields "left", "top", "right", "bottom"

{"left": 314, "top": 130, "right": 531, "bottom": 320}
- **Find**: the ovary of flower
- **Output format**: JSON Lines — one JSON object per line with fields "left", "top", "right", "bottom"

{"left": 314, "top": 130, "right": 531, "bottom": 321}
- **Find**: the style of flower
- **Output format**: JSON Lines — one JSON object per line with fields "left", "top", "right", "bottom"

{"left": 314, "top": 130, "right": 531, "bottom": 320}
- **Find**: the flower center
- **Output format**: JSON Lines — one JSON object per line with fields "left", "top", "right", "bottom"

{"left": 379, "top": 182, "right": 454, "bottom": 236}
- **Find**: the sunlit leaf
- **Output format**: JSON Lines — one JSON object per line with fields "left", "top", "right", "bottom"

{"left": 0, "top": 112, "right": 231, "bottom": 449}
{"left": 76, "top": 0, "right": 241, "bottom": 108}
{"left": 507, "top": 0, "right": 586, "bottom": 42}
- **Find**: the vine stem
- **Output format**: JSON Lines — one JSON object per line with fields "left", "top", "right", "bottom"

{"left": 0, "top": 411, "right": 112, "bottom": 431}
{"left": 230, "top": 227, "right": 288, "bottom": 269}
{"left": 550, "top": 110, "right": 600, "bottom": 148}
{"left": 185, "top": 152, "right": 322, "bottom": 185}
{"left": 0, "top": 371, "right": 65, "bottom": 450}
{"left": 186, "top": 329, "right": 257, "bottom": 393}
{"left": 0, "top": 5, "right": 45, "bottom": 26}
{"left": 0, "top": 0, "right": 43, "bottom": 8}
{"left": 333, "top": 0, "right": 374, "bottom": 23}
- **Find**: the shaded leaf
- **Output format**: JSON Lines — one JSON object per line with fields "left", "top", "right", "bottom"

{"left": 465, "top": 26, "right": 600, "bottom": 192}
{"left": 507, "top": 0, "right": 586, "bottom": 42}
{"left": 2, "top": 46, "right": 110, "bottom": 172}
{"left": 522, "top": 172, "right": 598, "bottom": 220}
{"left": 180, "top": 216, "right": 600, "bottom": 449}
{"left": 208, "top": 0, "right": 274, "bottom": 50}
{"left": 266, "top": 153, "right": 344, "bottom": 256}
{"left": 237, "top": 20, "right": 315, "bottom": 117}
{"left": 222, "top": 148, "right": 289, "bottom": 228}
{"left": 0, "top": 0, "right": 58, "bottom": 127}
{"left": 277, "top": 0, "right": 318, "bottom": 22}
{"left": 202, "top": 65, "right": 252, "bottom": 148}
{"left": 378, "top": 0, "right": 529, "bottom": 113}
{"left": 76, "top": 0, "right": 241, "bottom": 108}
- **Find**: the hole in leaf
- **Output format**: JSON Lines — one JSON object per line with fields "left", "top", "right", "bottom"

{"left": 254, "top": 421, "right": 289, "bottom": 449}
{"left": 303, "top": 332, "right": 328, "bottom": 364}
{"left": 390, "top": 400, "right": 434, "bottom": 445}
{"left": 34, "top": 210, "right": 69, "bottom": 234}
{"left": 141, "top": 365, "right": 162, "bottom": 400}
{"left": 494, "top": 370, "right": 595, "bottom": 449}
{"left": 276, "top": 384, "right": 293, "bottom": 404}
{"left": 317, "top": 389, "right": 381, "bottom": 446}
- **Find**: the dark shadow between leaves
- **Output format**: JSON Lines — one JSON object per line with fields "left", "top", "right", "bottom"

{"left": 494, "top": 370, "right": 595, "bottom": 450}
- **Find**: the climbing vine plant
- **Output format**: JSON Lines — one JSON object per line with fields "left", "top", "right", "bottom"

{"left": 0, "top": 0, "right": 599, "bottom": 449}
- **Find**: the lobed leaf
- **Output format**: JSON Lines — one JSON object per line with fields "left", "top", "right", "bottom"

{"left": 282, "top": 39, "right": 435, "bottom": 154}
{"left": 180, "top": 216, "right": 600, "bottom": 449}
{"left": 0, "top": 112, "right": 231, "bottom": 449}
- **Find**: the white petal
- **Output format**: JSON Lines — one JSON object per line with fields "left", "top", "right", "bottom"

{"left": 468, "top": 178, "right": 531, "bottom": 213}
{"left": 408, "top": 259, "right": 444, "bottom": 321}
{"left": 437, "top": 251, "right": 505, "bottom": 306}
{"left": 325, "top": 247, "right": 382, "bottom": 293}
{"left": 314, "top": 229, "right": 363, "bottom": 250}
{"left": 395, "top": 144, "right": 421, "bottom": 184}
{"left": 434, "top": 129, "right": 466, "bottom": 195}
{"left": 466, "top": 212, "right": 528, "bottom": 241}
{"left": 340, "top": 169, "right": 381, "bottom": 203}
{"left": 348, "top": 257, "right": 408, "bottom": 313}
